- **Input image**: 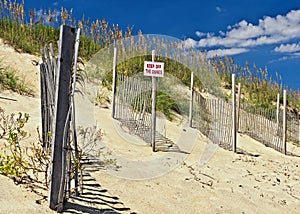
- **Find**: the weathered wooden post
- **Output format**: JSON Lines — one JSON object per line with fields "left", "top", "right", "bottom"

{"left": 40, "top": 62, "right": 48, "bottom": 146}
{"left": 236, "top": 82, "right": 241, "bottom": 132}
{"left": 71, "top": 28, "right": 81, "bottom": 196}
{"left": 282, "top": 90, "right": 287, "bottom": 155}
{"left": 151, "top": 50, "right": 157, "bottom": 152}
{"left": 112, "top": 47, "right": 117, "bottom": 118}
{"left": 232, "top": 74, "right": 237, "bottom": 153}
{"left": 49, "top": 25, "right": 76, "bottom": 211}
{"left": 189, "top": 72, "right": 194, "bottom": 128}
{"left": 276, "top": 93, "right": 280, "bottom": 130}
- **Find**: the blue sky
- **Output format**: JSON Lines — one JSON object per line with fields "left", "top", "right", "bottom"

{"left": 25, "top": 0, "right": 300, "bottom": 90}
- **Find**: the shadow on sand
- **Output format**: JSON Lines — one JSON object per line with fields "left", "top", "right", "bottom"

{"left": 63, "top": 158, "right": 135, "bottom": 214}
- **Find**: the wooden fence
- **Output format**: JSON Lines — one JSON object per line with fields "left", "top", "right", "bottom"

{"left": 287, "top": 112, "right": 300, "bottom": 145}
{"left": 238, "top": 103, "right": 283, "bottom": 152}
{"left": 114, "top": 74, "right": 153, "bottom": 144}
{"left": 40, "top": 43, "right": 56, "bottom": 150}
{"left": 192, "top": 91, "right": 233, "bottom": 150}
{"left": 40, "top": 25, "right": 81, "bottom": 212}
{"left": 191, "top": 82, "right": 300, "bottom": 155}
{"left": 114, "top": 73, "right": 178, "bottom": 151}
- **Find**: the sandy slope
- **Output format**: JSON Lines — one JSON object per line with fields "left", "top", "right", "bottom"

{"left": 89, "top": 107, "right": 300, "bottom": 214}
{"left": 0, "top": 39, "right": 40, "bottom": 95}
{"left": 0, "top": 39, "right": 300, "bottom": 213}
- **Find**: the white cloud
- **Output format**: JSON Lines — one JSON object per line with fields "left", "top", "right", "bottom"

{"left": 274, "top": 43, "right": 300, "bottom": 53}
{"left": 206, "top": 48, "right": 249, "bottom": 58}
{"left": 182, "top": 38, "right": 198, "bottom": 48}
{"left": 53, "top": 2, "right": 58, "bottom": 6}
{"left": 195, "top": 31, "right": 205, "bottom": 37}
{"left": 185, "top": 9, "right": 300, "bottom": 53}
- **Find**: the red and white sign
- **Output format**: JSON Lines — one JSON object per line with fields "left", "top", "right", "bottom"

{"left": 144, "top": 61, "right": 164, "bottom": 77}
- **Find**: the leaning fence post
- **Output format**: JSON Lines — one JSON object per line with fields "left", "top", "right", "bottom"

{"left": 189, "top": 72, "right": 194, "bottom": 127}
{"left": 232, "top": 74, "right": 237, "bottom": 153}
{"left": 112, "top": 47, "right": 117, "bottom": 118}
{"left": 151, "top": 50, "right": 157, "bottom": 152}
{"left": 283, "top": 90, "right": 287, "bottom": 155}
{"left": 49, "top": 25, "right": 76, "bottom": 211}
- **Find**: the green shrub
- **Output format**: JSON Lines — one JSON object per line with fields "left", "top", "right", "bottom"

{"left": 0, "top": 65, "right": 34, "bottom": 95}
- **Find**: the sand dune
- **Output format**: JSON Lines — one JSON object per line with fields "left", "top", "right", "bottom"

{"left": 0, "top": 39, "right": 299, "bottom": 213}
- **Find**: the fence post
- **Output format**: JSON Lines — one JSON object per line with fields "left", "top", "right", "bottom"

{"left": 283, "top": 90, "right": 287, "bottom": 155}
{"left": 232, "top": 74, "right": 237, "bottom": 153}
{"left": 40, "top": 63, "right": 47, "bottom": 147}
{"left": 112, "top": 47, "right": 117, "bottom": 118}
{"left": 71, "top": 28, "right": 81, "bottom": 196}
{"left": 276, "top": 93, "right": 280, "bottom": 129}
{"left": 189, "top": 72, "right": 194, "bottom": 128}
{"left": 49, "top": 25, "right": 76, "bottom": 211}
{"left": 236, "top": 82, "right": 241, "bottom": 132}
{"left": 151, "top": 50, "right": 157, "bottom": 152}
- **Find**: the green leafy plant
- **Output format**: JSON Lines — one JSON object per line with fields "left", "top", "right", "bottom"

{"left": 0, "top": 65, "right": 34, "bottom": 95}
{"left": 0, "top": 108, "right": 50, "bottom": 189}
{"left": 0, "top": 109, "right": 30, "bottom": 181}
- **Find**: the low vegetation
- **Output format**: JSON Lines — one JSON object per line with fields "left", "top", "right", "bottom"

{"left": 0, "top": 64, "right": 34, "bottom": 95}
{"left": 0, "top": 0, "right": 132, "bottom": 60}
{"left": 0, "top": 107, "right": 49, "bottom": 188}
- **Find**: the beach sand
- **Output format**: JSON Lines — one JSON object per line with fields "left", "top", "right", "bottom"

{"left": 0, "top": 39, "right": 299, "bottom": 213}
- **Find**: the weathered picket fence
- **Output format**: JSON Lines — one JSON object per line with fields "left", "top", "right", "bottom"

{"left": 192, "top": 92, "right": 233, "bottom": 150}
{"left": 40, "top": 43, "right": 56, "bottom": 150}
{"left": 238, "top": 102, "right": 283, "bottom": 152}
{"left": 190, "top": 73, "right": 299, "bottom": 155}
{"left": 114, "top": 74, "right": 152, "bottom": 143}
{"left": 110, "top": 49, "right": 298, "bottom": 155}
{"left": 40, "top": 25, "right": 81, "bottom": 212}
{"left": 287, "top": 111, "right": 300, "bottom": 145}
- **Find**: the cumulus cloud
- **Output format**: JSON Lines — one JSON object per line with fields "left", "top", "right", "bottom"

{"left": 185, "top": 9, "right": 300, "bottom": 56}
{"left": 274, "top": 43, "right": 300, "bottom": 53}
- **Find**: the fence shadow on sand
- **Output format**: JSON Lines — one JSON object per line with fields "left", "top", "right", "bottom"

{"left": 63, "top": 157, "right": 134, "bottom": 214}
